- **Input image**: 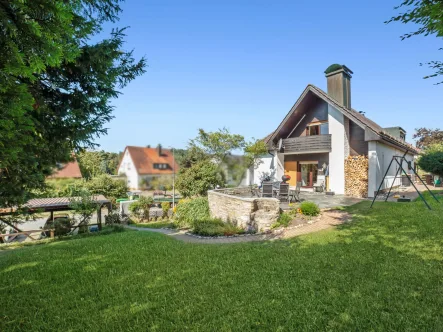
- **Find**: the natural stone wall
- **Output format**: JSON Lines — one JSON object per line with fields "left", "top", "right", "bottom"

{"left": 207, "top": 189, "right": 280, "bottom": 232}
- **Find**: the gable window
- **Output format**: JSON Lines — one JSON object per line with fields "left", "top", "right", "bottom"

{"left": 305, "top": 122, "right": 328, "bottom": 136}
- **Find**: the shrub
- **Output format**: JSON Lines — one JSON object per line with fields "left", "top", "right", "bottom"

{"left": 69, "top": 191, "right": 98, "bottom": 230}
{"left": 105, "top": 212, "right": 129, "bottom": 225}
{"left": 278, "top": 213, "right": 292, "bottom": 226}
{"left": 191, "top": 218, "right": 243, "bottom": 237}
{"left": 175, "top": 160, "right": 223, "bottom": 197}
{"left": 161, "top": 202, "right": 170, "bottom": 218}
{"left": 272, "top": 212, "right": 292, "bottom": 229}
{"left": 129, "top": 196, "right": 154, "bottom": 221}
{"left": 45, "top": 217, "right": 72, "bottom": 236}
{"left": 300, "top": 201, "right": 320, "bottom": 216}
{"left": 417, "top": 143, "right": 443, "bottom": 177}
{"left": 175, "top": 197, "right": 210, "bottom": 227}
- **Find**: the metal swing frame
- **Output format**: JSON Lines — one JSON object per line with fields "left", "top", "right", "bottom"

{"left": 370, "top": 150, "right": 440, "bottom": 210}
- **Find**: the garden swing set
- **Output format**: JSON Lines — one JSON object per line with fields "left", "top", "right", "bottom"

{"left": 370, "top": 150, "right": 440, "bottom": 210}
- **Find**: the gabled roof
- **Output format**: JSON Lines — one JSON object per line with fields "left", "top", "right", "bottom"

{"left": 264, "top": 84, "right": 420, "bottom": 154}
{"left": 120, "top": 146, "right": 179, "bottom": 175}
{"left": 48, "top": 159, "right": 82, "bottom": 178}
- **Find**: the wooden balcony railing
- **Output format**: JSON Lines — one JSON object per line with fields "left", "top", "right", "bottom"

{"left": 282, "top": 134, "right": 332, "bottom": 154}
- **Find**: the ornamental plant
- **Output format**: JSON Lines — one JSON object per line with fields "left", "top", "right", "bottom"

{"left": 300, "top": 201, "right": 320, "bottom": 216}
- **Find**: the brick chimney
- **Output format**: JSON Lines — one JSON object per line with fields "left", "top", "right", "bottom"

{"left": 325, "top": 64, "right": 353, "bottom": 109}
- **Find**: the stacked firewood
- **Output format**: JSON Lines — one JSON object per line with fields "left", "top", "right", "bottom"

{"left": 345, "top": 155, "right": 369, "bottom": 198}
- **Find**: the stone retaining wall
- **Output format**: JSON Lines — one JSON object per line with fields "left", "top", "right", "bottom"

{"left": 207, "top": 189, "right": 280, "bottom": 232}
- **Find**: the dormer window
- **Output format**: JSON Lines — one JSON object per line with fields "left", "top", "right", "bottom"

{"left": 154, "top": 163, "right": 169, "bottom": 170}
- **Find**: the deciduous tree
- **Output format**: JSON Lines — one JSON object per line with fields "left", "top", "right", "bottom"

{"left": 387, "top": 0, "right": 443, "bottom": 84}
{"left": 413, "top": 127, "right": 443, "bottom": 149}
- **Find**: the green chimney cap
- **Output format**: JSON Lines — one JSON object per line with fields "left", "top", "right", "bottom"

{"left": 325, "top": 64, "right": 353, "bottom": 75}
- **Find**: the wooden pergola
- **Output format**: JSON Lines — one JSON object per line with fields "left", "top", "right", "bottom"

{"left": 0, "top": 195, "right": 112, "bottom": 241}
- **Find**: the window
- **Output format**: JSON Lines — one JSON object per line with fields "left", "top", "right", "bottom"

{"left": 154, "top": 163, "right": 169, "bottom": 170}
{"left": 305, "top": 122, "right": 328, "bottom": 136}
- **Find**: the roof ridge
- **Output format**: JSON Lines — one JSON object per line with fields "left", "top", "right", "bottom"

{"left": 265, "top": 84, "right": 419, "bottom": 154}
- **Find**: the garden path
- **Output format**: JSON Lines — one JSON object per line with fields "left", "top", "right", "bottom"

{"left": 125, "top": 210, "right": 351, "bottom": 244}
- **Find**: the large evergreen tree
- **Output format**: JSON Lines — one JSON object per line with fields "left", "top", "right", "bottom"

{"left": 0, "top": 1, "right": 145, "bottom": 207}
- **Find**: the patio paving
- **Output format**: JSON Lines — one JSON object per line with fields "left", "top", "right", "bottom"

{"left": 280, "top": 192, "right": 363, "bottom": 210}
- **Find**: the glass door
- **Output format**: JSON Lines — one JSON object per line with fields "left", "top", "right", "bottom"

{"left": 300, "top": 163, "right": 318, "bottom": 187}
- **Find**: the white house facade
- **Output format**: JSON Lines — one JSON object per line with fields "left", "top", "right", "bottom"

{"left": 117, "top": 145, "right": 178, "bottom": 190}
{"left": 248, "top": 65, "right": 418, "bottom": 197}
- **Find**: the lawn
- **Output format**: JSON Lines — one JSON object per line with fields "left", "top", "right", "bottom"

{"left": 1, "top": 193, "right": 442, "bottom": 331}
{"left": 132, "top": 221, "right": 175, "bottom": 229}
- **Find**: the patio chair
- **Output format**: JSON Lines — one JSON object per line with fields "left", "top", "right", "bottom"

{"left": 261, "top": 182, "right": 274, "bottom": 198}
{"left": 290, "top": 182, "right": 302, "bottom": 202}
{"left": 313, "top": 180, "right": 325, "bottom": 193}
{"left": 278, "top": 183, "right": 290, "bottom": 202}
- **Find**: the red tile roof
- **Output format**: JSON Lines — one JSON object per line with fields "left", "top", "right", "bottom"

{"left": 122, "top": 146, "right": 179, "bottom": 175}
{"left": 49, "top": 159, "right": 82, "bottom": 178}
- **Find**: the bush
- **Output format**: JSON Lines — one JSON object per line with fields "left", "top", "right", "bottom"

{"left": 105, "top": 212, "right": 129, "bottom": 225}
{"left": 300, "top": 201, "right": 320, "bottom": 216}
{"left": 417, "top": 143, "right": 443, "bottom": 177}
{"left": 45, "top": 217, "right": 72, "bottom": 236}
{"left": 191, "top": 218, "right": 243, "bottom": 237}
{"left": 175, "top": 160, "right": 223, "bottom": 198}
{"left": 129, "top": 196, "right": 154, "bottom": 221}
{"left": 272, "top": 212, "right": 292, "bottom": 229}
{"left": 161, "top": 202, "right": 170, "bottom": 218}
{"left": 175, "top": 197, "right": 210, "bottom": 226}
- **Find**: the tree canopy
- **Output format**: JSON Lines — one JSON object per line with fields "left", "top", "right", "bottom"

{"left": 0, "top": 0, "right": 145, "bottom": 207}
{"left": 78, "top": 150, "right": 121, "bottom": 179}
{"left": 413, "top": 127, "right": 443, "bottom": 149}
{"left": 387, "top": 0, "right": 443, "bottom": 84}
{"left": 176, "top": 128, "right": 269, "bottom": 197}
{"left": 417, "top": 143, "right": 443, "bottom": 177}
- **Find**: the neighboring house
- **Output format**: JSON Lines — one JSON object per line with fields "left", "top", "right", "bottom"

{"left": 48, "top": 159, "right": 83, "bottom": 179}
{"left": 117, "top": 145, "right": 178, "bottom": 190}
{"left": 246, "top": 64, "right": 419, "bottom": 197}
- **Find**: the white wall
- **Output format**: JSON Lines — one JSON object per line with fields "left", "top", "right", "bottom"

{"left": 247, "top": 153, "right": 279, "bottom": 186}
{"left": 328, "top": 105, "right": 345, "bottom": 194}
{"left": 118, "top": 150, "right": 139, "bottom": 190}
{"left": 367, "top": 141, "right": 415, "bottom": 197}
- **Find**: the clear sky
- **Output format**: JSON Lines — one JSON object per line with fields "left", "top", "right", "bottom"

{"left": 95, "top": 0, "right": 442, "bottom": 153}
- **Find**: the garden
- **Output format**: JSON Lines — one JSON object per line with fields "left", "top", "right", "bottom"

{"left": 1, "top": 192, "right": 442, "bottom": 331}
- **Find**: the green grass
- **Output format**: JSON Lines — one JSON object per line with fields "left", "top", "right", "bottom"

{"left": 133, "top": 221, "right": 175, "bottom": 229}
{"left": 1, "top": 195, "right": 443, "bottom": 330}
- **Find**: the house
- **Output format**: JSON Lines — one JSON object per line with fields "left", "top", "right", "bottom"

{"left": 48, "top": 159, "right": 83, "bottom": 179}
{"left": 246, "top": 64, "right": 419, "bottom": 197}
{"left": 117, "top": 145, "right": 178, "bottom": 190}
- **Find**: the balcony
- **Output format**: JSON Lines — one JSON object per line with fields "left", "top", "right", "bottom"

{"left": 282, "top": 134, "right": 332, "bottom": 154}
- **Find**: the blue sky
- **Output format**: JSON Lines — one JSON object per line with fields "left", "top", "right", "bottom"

{"left": 96, "top": 0, "right": 442, "bottom": 152}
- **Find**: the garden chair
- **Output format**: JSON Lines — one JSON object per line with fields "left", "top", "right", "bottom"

{"left": 313, "top": 179, "right": 325, "bottom": 193}
{"left": 278, "top": 183, "right": 290, "bottom": 202}
{"left": 261, "top": 182, "right": 274, "bottom": 198}
{"left": 290, "top": 182, "right": 302, "bottom": 203}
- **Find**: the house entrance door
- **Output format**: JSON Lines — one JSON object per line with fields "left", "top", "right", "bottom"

{"left": 300, "top": 163, "right": 318, "bottom": 187}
